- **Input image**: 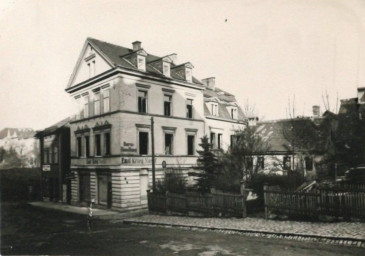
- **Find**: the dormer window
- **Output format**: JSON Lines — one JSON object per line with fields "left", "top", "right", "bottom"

{"left": 230, "top": 107, "right": 238, "bottom": 119}
{"left": 137, "top": 55, "right": 146, "bottom": 72}
{"left": 210, "top": 103, "right": 219, "bottom": 116}
{"left": 163, "top": 62, "right": 170, "bottom": 77}
{"left": 185, "top": 68, "right": 192, "bottom": 82}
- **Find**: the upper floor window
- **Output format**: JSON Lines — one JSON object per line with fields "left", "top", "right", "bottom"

{"left": 165, "top": 133, "right": 174, "bottom": 155}
{"left": 185, "top": 69, "right": 192, "bottom": 82}
{"left": 210, "top": 132, "right": 216, "bottom": 148}
{"left": 187, "top": 135, "right": 195, "bottom": 156}
{"left": 218, "top": 133, "right": 222, "bottom": 149}
{"left": 230, "top": 107, "right": 238, "bottom": 119}
{"left": 164, "top": 95, "right": 172, "bottom": 116}
{"left": 139, "top": 132, "right": 149, "bottom": 155}
{"left": 137, "top": 56, "right": 146, "bottom": 71}
{"left": 77, "top": 137, "right": 82, "bottom": 157}
{"left": 211, "top": 103, "right": 219, "bottom": 116}
{"left": 95, "top": 134, "right": 101, "bottom": 156}
{"left": 163, "top": 63, "right": 170, "bottom": 77}
{"left": 83, "top": 96, "right": 89, "bottom": 118}
{"left": 104, "top": 132, "right": 111, "bottom": 156}
{"left": 94, "top": 92, "right": 101, "bottom": 115}
{"left": 138, "top": 91, "right": 148, "bottom": 113}
{"left": 103, "top": 89, "right": 110, "bottom": 113}
{"left": 186, "top": 99, "right": 193, "bottom": 118}
{"left": 85, "top": 136, "right": 90, "bottom": 157}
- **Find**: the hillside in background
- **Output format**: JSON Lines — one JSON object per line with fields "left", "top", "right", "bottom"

{"left": 0, "top": 128, "right": 39, "bottom": 168}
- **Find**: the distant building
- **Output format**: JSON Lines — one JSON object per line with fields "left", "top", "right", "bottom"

{"left": 35, "top": 118, "right": 71, "bottom": 202}
{"left": 65, "top": 38, "right": 246, "bottom": 212}
{"left": 0, "top": 128, "right": 38, "bottom": 168}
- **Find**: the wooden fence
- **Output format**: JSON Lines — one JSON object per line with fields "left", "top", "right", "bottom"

{"left": 264, "top": 185, "right": 365, "bottom": 220}
{"left": 148, "top": 191, "right": 247, "bottom": 218}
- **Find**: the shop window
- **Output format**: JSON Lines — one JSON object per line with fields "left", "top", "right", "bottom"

{"left": 139, "top": 132, "right": 148, "bottom": 155}
{"left": 164, "top": 95, "right": 172, "bottom": 116}
{"left": 95, "top": 134, "right": 101, "bottom": 156}
{"left": 186, "top": 99, "right": 193, "bottom": 118}
{"left": 187, "top": 135, "right": 195, "bottom": 155}
{"left": 138, "top": 91, "right": 148, "bottom": 113}
{"left": 165, "top": 133, "right": 173, "bottom": 155}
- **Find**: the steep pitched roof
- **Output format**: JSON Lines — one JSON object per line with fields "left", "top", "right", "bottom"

{"left": 35, "top": 117, "right": 70, "bottom": 137}
{"left": 86, "top": 38, "right": 203, "bottom": 86}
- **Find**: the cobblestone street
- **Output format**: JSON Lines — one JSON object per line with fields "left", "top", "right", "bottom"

{"left": 125, "top": 215, "right": 365, "bottom": 243}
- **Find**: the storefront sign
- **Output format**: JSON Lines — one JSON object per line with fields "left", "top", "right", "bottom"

{"left": 42, "top": 165, "right": 51, "bottom": 172}
{"left": 121, "top": 157, "right": 153, "bottom": 165}
{"left": 121, "top": 142, "right": 137, "bottom": 153}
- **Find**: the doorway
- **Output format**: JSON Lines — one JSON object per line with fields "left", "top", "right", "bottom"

{"left": 98, "top": 174, "right": 112, "bottom": 208}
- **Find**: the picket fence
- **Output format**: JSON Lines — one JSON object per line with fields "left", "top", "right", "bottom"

{"left": 264, "top": 185, "right": 365, "bottom": 220}
{"left": 148, "top": 191, "right": 247, "bottom": 218}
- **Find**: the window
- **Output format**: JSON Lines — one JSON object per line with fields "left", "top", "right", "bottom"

{"left": 138, "top": 91, "right": 147, "bottom": 113}
{"left": 85, "top": 136, "right": 90, "bottom": 157}
{"left": 83, "top": 96, "right": 89, "bottom": 118}
{"left": 164, "top": 95, "right": 172, "bottom": 116}
{"left": 104, "top": 132, "right": 111, "bottom": 156}
{"left": 94, "top": 92, "right": 101, "bottom": 115}
{"left": 43, "top": 149, "right": 48, "bottom": 164}
{"left": 185, "top": 69, "right": 192, "bottom": 82}
{"left": 54, "top": 146, "right": 58, "bottom": 164}
{"left": 187, "top": 135, "right": 195, "bottom": 155}
{"left": 163, "top": 63, "right": 170, "bottom": 77}
{"left": 95, "top": 134, "right": 101, "bottom": 156}
{"left": 210, "top": 132, "right": 216, "bottom": 148}
{"left": 257, "top": 156, "right": 264, "bottom": 169}
{"left": 165, "top": 133, "right": 173, "bottom": 155}
{"left": 186, "top": 99, "right": 193, "bottom": 118}
{"left": 77, "top": 137, "right": 82, "bottom": 157}
{"left": 218, "top": 134, "right": 222, "bottom": 149}
{"left": 283, "top": 156, "right": 291, "bottom": 170}
{"left": 229, "top": 107, "right": 238, "bottom": 119}
{"left": 88, "top": 63, "right": 91, "bottom": 78}
{"left": 305, "top": 156, "right": 313, "bottom": 171}
{"left": 137, "top": 56, "right": 146, "bottom": 71}
{"left": 139, "top": 132, "right": 148, "bottom": 155}
{"left": 102, "top": 90, "right": 110, "bottom": 113}
{"left": 49, "top": 148, "right": 53, "bottom": 164}
{"left": 211, "top": 103, "right": 218, "bottom": 116}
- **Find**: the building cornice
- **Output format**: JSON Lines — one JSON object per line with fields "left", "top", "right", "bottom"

{"left": 205, "top": 115, "right": 247, "bottom": 125}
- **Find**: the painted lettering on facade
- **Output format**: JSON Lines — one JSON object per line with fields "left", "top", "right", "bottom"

{"left": 121, "top": 142, "right": 137, "bottom": 153}
{"left": 121, "top": 157, "right": 153, "bottom": 165}
{"left": 86, "top": 158, "right": 106, "bottom": 164}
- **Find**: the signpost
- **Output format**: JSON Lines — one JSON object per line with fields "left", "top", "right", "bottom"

{"left": 151, "top": 117, "right": 156, "bottom": 192}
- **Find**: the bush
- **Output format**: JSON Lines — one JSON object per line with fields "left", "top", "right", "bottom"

{"left": 153, "top": 170, "right": 186, "bottom": 195}
{"left": 247, "top": 172, "right": 305, "bottom": 200}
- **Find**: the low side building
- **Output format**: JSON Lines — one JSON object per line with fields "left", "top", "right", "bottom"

{"left": 35, "top": 118, "right": 71, "bottom": 202}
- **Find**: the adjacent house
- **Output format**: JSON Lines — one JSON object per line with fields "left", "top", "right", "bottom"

{"left": 65, "top": 38, "right": 246, "bottom": 212}
{"left": 35, "top": 118, "right": 71, "bottom": 202}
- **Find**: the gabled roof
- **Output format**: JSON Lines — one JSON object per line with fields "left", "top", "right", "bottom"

{"left": 35, "top": 117, "right": 70, "bottom": 137}
{"left": 84, "top": 38, "right": 203, "bottom": 86}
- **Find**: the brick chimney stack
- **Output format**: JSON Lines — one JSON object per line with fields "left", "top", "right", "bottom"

{"left": 132, "top": 41, "right": 142, "bottom": 51}
{"left": 312, "top": 105, "right": 320, "bottom": 117}
{"left": 201, "top": 77, "right": 216, "bottom": 90}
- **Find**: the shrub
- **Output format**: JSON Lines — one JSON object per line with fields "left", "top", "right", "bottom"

{"left": 153, "top": 170, "right": 186, "bottom": 195}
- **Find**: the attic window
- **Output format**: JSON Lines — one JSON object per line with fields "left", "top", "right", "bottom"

{"left": 230, "top": 107, "right": 238, "bottom": 119}
{"left": 163, "top": 63, "right": 170, "bottom": 77}
{"left": 210, "top": 103, "right": 219, "bottom": 116}
{"left": 137, "top": 56, "right": 146, "bottom": 71}
{"left": 186, "top": 69, "right": 192, "bottom": 82}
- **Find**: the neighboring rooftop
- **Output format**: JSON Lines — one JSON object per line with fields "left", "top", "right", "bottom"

{"left": 0, "top": 128, "right": 35, "bottom": 140}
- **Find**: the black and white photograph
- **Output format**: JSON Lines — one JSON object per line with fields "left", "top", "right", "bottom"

{"left": 1, "top": 0, "right": 365, "bottom": 255}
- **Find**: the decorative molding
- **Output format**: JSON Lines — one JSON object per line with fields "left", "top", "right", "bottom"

{"left": 162, "top": 126, "right": 177, "bottom": 131}
{"left": 101, "top": 84, "right": 110, "bottom": 89}
{"left": 136, "top": 83, "right": 151, "bottom": 89}
{"left": 162, "top": 88, "right": 175, "bottom": 93}
{"left": 93, "top": 122, "right": 112, "bottom": 131}
{"left": 185, "top": 128, "right": 198, "bottom": 132}
{"left": 84, "top": 53, "right": 96, "bottom": 62}
{"left": 74, "top": 95, "right": 81, "bottom": 99}
{"left": 185, "top": 92, "right": 196, "bottom": 98}
{"left": 81, "top": 92, "right": 89, "bottom": 96}
{"left": 136, "top": 124, "right": 151, "bottom": 129}
{"left": 75, "top": 127, "right": 90, "bottom": 134}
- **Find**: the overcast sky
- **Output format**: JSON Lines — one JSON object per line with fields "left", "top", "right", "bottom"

{"left": 1, "top": 0, "right": 365, "bottom": 130}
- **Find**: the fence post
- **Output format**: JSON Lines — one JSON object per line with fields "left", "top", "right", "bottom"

{"left": 264, "top": 184, "right": 268, "bottom": 220}
{"left": 241, "top": 182, "right": 247, "bottom": 218}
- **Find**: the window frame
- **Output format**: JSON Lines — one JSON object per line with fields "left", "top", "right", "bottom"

{"left": 94, "top": 133, "right": 102, "bottom": 157}
{"left": 138, "top": 90, "right": 148, "bottom": 113}
{"left": 164, "top": 132, "right": 174, "bottom": 155}
{"left": 138, "top": 131, "right": 149, "bottom": 155}
{"left": 102, "top": 89, "right": 110, "bottom": 113}
{"left": 186, "top": 99, "right": 193, "bottom": 118}
{"left": 77, "top": 136, "right": 83, "bottom": 158}
{"left": 187, "top": 134, "right": 195, "bottom": 156}
{"left": 163, "top": 94, "right": 172, "bottom": 116}
{"left": 93, "top": 91, "right": 101, "bottom": 116}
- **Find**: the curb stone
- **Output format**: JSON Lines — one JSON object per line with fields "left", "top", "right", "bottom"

{"left": 123, "top": 220, "right": 365, "bottom": 248}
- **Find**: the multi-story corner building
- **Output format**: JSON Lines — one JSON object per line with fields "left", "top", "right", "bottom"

{"left": 65, "top": 38, "right": 245, "bottom": 212}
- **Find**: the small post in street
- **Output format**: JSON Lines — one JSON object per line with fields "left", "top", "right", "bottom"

{"left": 263, "top": 184, "right": 268, "bottom": 220}
{"left": 151, "top": 117, "right": 156, "bottom": 192}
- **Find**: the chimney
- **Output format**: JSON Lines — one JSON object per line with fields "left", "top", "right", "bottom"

{"left": 312, "top": 105, "right": 320, "bottom": 117}
{"left": 132, "top": 41, "right": 142, "bottom": 51}
{"left": 202, "top": 77, "right": 216, "bottom": 90}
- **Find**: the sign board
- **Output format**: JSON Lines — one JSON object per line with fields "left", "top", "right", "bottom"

{"left": 121, "top": 157, "right": 153, "bottom": 165}
{"left": 162, "top": 161, "right": 167, "bottom": 168}
{"left": 42, "top": 165, "right": 51, "bottom": 172}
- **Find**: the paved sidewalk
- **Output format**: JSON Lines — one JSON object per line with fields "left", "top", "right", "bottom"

{"left": 125, "top": 215, "right": 365, "bottom": 242}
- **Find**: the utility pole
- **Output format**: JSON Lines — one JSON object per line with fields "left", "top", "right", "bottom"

{"left": 151, "top": 117, "right": 156, "bottom": 192}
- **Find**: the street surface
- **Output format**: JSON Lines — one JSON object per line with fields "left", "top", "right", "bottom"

{"left": 1, "top": 202, "right": 364, "bottom": 255}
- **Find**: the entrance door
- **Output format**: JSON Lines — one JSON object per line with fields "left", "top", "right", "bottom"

{"left": 98, "top": 175, "right": 111, "bottom": 208}
{"left": 79, "top": 173, "right": 90, "bottom": 203}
